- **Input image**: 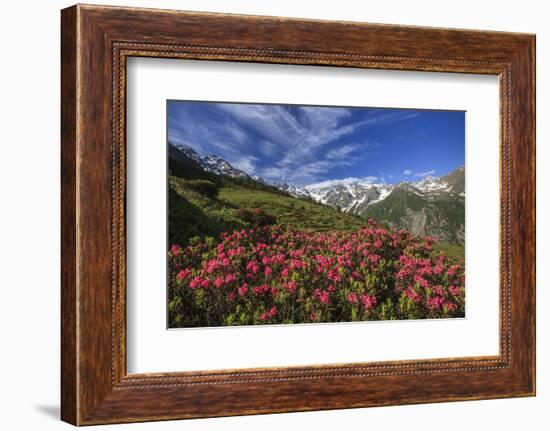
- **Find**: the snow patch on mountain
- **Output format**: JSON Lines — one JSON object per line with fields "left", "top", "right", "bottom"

{"left": 171, "top": 144, "right": 250, "bottom": 179}
{"left": 414, "top": 175, "right": 451, "bottom": 193}
{"left": 273, "top": 183, "right": 311, "bottom": 199}
{"left": 305, "top": 180, "right": 393, "bottom": 213}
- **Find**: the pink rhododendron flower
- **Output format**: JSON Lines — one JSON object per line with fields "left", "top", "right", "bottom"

{"left": 176, "top": 268, "right": 190, "bottom": 280}
{"left": 447, "top": 265, "right": 459, "bottom": 276}
{"left": 246, "top": 261, "right": 260, "bottom": 274}
{"left": 327, "top": 268, "right": 342, "bottom": 283}
{"left": 404, "top": 286, "right": 420, "bottom": 302}
{"left": 268, "top": 306, "right": 277, "bottom": 318}
{"left": 414, "top": 274, "right": 430, "bottom": 289}
{"left": 314, "top": 288, "right": 330, "bottom": 304}
{"left": 347, "top": 292, "right": 358, "bottom": 304}
{"left": 284, "top": 281, "right": 298, "bottom": 293}
{"left": 432, "top": 285, "right": 445, "bottom": 296}
{"left": 289, "top": 259, "right": 303, "bottom": 270}
{"left": 170, "top": 244, "right": 181, "bottom": 256}
{"left": 253, "top": 284, "right": 270, "bottom": 295}
{"left": 189, "top": 276, "right": 202, "bottom": 290}
{"left": 449, "top": 285, "right": 462, "bottom": 296}
{"left": 444, "top": 301, "right": 457, "bottom": 313}
{"left": 237, "top": 283, "right": 248, "bottom": 297}
{"left": 427, "top": 296, "right": 445, "bottom": 310}
{"left": 369, "top": 254, "right": 381, "bottom": 264}
{"left": 213, "top": 277, "right": 224, "bottom": 289}
{"left": 360, "top": 294, "right": 377, "bottom": 310}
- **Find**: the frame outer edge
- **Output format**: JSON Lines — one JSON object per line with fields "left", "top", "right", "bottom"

{"left": 526, "top": 35, "right": 536, "bottom": 395}
{"left": 61, "top": 5, "right": 79, "bottom": 426}
{"left": 504, "top": 34, "right": 536, "bottom": 396}
{"left": 531, "top": 34, "right": 536, "bottom": 396}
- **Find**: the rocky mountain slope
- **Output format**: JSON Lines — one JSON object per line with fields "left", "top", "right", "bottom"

{"left": 363, "top": 173, "right": 465, "bottom": 245}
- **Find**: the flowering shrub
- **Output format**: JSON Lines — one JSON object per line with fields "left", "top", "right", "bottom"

{"left": 168, "top": 220, "right": 465, "bottom": 327}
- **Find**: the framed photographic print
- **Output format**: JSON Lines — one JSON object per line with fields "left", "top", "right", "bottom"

{"left": 165, "top": 101, "right": 466, "bottom": 329}
{"left": 61, "top": 4, "right": 536, "bottom": 425}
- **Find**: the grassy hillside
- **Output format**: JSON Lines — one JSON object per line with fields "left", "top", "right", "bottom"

{"left": 219, "top": 186, "right": 366, "bottom": 232}
{"left": 169, "top": 178, "right": 245, "bottom": 246}
{"left": 168, "top": 176, "right": 366, "bottom": 246}
{"left": 433, "top": 242, "right": 465, "bottom": 264}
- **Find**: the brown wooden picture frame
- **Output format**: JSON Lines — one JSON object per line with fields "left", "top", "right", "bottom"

{"left": 61, "top": 4, "right": 535, "bottom": 426}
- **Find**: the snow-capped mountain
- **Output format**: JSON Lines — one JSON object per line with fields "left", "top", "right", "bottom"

{"left": 170, "top": 144, "right": 250, "bottom": 179}
{"left": 201, "top": 155, "right": 249, "bottom": 179}
{"left": 271, "top": 183, "right": 311, "bottom": 199}
{"left": 414, "top": 175, "right": 451, "bottom": 193}
{"left": 174, "top": 143, "right": 203, "bottom": 165}
{"left": 304, "top": 180, "right": 393, "bottom": 213}
{"left": 413, "top": 167, "right": 465, "bottom": 196}
{"left": 292, "top": 167, "right": 465, "bottom": 215}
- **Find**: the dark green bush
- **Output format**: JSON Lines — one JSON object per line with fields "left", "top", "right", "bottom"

{"left": 182, "top": 180, "right": 219, "bottom": 199}
{"left": 237, "top": 207, "right": 277, "bottom": 226}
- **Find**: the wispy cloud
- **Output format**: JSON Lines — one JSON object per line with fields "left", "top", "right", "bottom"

{"left": 258, "top": 156, "right": 359, "bottom": 185}
{"left": 414, "top": 169, "right": 436, "bottom": 177}
{"left": 403, "top": 169, "right": 412, "bottom": 175}
{"left": 231, "top": 155, "right": 259, "bottom": 175}
{"left": 168, "top": 102, "right": 436, "bottom": 186}
{"left": 326, "top": 143, "right": 361, "bottom": 160}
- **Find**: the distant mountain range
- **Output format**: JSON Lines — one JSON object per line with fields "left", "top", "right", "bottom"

{"left": 278, "top": 167, "right": 465, "bottom": 244}
{"left": 169, "top": 143, "right": 465, "bottom": 244}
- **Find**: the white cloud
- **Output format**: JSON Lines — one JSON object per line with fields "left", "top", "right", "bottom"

{"left": 231, "top": 156, "right": 259, "bottom": 175}
{"left": 403, "top": 169, "right": 412, "bottom": 175}
{"left": 305, "top": 176, "right": 378, "bottom": 190}
{"left": 326, "top": 144, "right": 361, "bottom": 160}
{"left": 258, "top": 140, "right": 281, "bottom": 158}
{"left": 414, "top": 169, "right": 436, "bottom": 177}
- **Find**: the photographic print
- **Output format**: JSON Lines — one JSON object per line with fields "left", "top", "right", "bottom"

{"left": 167, "top": 101, "right": 465, "bottom": 328}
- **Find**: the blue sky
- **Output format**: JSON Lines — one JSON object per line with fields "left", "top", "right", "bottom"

{"left": 168, "top": 101, "right": 464, "bottom": 187}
